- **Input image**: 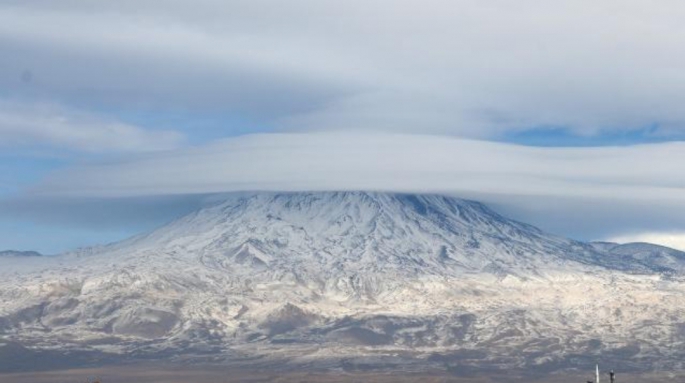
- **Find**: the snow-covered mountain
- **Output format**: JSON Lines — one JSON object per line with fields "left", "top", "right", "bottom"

{"left": 1, "top": 192, "right": 685, "bottom": 375}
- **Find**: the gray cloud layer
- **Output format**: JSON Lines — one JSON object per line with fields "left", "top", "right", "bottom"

{"left": 25, "top": 132, "right": 685, "bottom": 243}
{"left": 35, "top": 133, "right": 685, "bottom": 200}
{"left": 3, "top": 1, "right": 685, "bottom": 137}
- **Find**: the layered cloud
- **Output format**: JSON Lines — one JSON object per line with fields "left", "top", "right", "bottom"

{"left": 34, "top": 133, "right": 685, "bottom": 200}
{"left": 15, "top": 132, "right": 680, "bottom": 245}
{"left": 0, "top": 101, "right": 184, "bottom": 153}
{"left": 3, "top": 1, "right": 685, "bottom": 137}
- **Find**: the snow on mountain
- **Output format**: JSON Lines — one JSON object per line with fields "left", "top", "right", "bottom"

{"left": 594, "top": 242, "right": 685, "bottom": 274}
{"left": 1, "top": 192, "right": 685, "bottom": 374}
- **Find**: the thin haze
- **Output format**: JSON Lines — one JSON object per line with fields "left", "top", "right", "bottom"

{"left": 1, "top": 1, "right": 685, "bottom": 251}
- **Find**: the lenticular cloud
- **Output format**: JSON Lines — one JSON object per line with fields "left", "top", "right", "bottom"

{"left": 36, "top": 132, "right": 685, "bottom": 203}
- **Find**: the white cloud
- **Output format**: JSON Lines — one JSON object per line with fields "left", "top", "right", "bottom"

{"left": 34, "top": 132, "right": 685, "bottom": 200}
{"left": 606, "top": 233, "right": 685, "bottom": 252}
{"left": 2, "top": 1, "right": 685, "bottom": 136}
{"left": 0, "top": 101, "right": 184, "bottom": 153}
{"left": 22, "top": 132, "right": 685, "bottom": 242}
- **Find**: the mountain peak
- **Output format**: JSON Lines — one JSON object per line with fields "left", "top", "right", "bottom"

{"left": 104, "top": 191, "right": 587, "bottom": 279}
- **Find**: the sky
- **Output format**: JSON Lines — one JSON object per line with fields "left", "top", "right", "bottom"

{"left": 2, "top": 0, "right": 685, "bottom": 253}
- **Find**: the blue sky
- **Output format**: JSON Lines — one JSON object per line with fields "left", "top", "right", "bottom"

{"left": 2, "top": 0, "right": 685, "bottom": 253}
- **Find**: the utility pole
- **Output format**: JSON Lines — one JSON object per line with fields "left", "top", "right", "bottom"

{"left": 596, "top": 364, "right": 600, "bottom": 383}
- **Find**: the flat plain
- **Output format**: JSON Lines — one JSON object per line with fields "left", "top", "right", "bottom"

{"left": 0, "top": 364, "right": 681, "bottom": 383}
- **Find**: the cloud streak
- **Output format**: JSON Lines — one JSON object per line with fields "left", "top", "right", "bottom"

{"left": 0, "top": 101, "right": 184, "bottom": 153}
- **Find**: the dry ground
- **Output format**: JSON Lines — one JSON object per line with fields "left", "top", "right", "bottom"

{"left": 0, "top": 365, "right": 681, "bottom": 383}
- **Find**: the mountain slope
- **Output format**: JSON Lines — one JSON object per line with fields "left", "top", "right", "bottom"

{"left": 1, "top": 192, "right": 685, "bottom": 375}
{"left": 92, "top": 192, "right": 651, "bottom": 277}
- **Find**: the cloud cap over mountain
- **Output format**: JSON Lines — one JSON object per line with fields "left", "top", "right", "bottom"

{"left": 2, "top": 1, "right": 685, "bottom": 252}
{"left": 4, "top": 132, "right": 675, "bottom": 248}
{"left": 35, "top": 133, "right": 685, "bottom": 200}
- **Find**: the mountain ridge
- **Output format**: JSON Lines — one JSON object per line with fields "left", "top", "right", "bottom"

{"left": 0, "top": 250, "right": 42, "bottom": 257}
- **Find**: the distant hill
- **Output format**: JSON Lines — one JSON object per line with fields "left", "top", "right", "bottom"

{"left": 0, "top": 250, "right": 42, "bottom": 257}
{"left": 592, "top": 241, "right": 685, "bottom": 274}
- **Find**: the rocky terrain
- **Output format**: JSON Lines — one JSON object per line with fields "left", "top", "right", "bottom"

{"left": 1, "top": 192, "right": 684, "bottom": 377}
